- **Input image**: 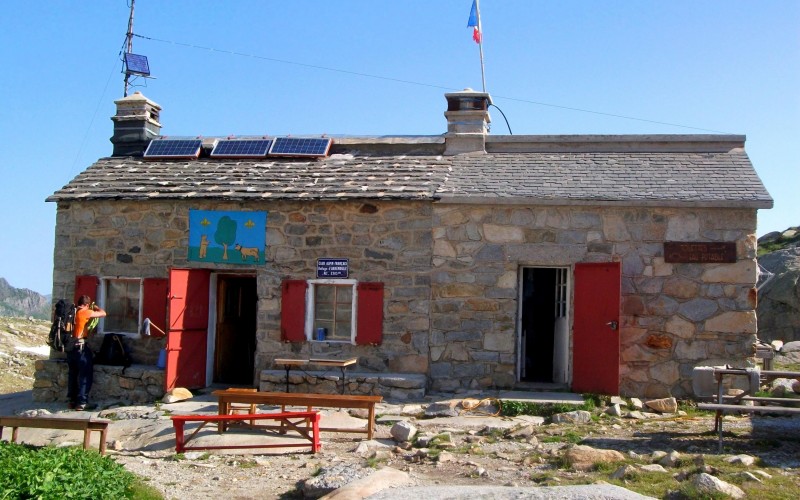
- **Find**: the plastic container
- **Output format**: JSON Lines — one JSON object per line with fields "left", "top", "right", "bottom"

{"left": 157, "top": 348, "right": 167, "bottom": 369}
{"left": 316, "top": 328, "right": 327, "bottom": 341}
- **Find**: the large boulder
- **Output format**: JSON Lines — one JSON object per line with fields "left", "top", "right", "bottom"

{"left": 757, "top": 232, "right": 800, "bottom": 342}
{"left": 691, "top": 472, "right": 745, "bottom": 499}
{"left": 563, "top": 444, "right": 625, "bottom": 471}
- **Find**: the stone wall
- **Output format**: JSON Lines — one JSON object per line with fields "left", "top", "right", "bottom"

{"left": 259, "top": 370, "right": 427, "bottom": 401}
{"left": 49, "top": 199, "right": 431, "bottom": 386}
{"left": 430, "top": 205, "right": 758, "bottom": 397}
{"left": 46, "top": 198, "right": 761, "bottom": 400}
{"left": 32, "top": 359, "right": 165, "bottom": 404}
{"left": 256, "top": 200, "right": 432, "bottom": 375}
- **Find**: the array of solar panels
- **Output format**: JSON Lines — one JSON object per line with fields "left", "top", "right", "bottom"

{"left": 143, "top": 137, "right": 332, "bottom": 159}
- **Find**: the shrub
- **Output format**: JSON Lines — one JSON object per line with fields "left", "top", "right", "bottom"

{"left": 0, "top": 441, "right": 136, "bottom": 499}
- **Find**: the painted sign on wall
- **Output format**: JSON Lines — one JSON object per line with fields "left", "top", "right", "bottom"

{"left": 188, "top": 210, "right": 267, "bottom": 264}
{"left": 317, "top": 258, "right": 349, "bottom": 278}
{"left": 664, "top": 242, "right": 736, "bottom": 263}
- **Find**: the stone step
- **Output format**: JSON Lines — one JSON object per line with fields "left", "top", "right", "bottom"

{"left": 259, "top": 370, "right": 427, "bottom": 401}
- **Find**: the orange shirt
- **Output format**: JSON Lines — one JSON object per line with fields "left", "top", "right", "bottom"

{"left": 74, "top": 307, "right": 93, "bottom": 339}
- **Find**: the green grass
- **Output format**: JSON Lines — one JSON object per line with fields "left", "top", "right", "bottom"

{"left": 758, "top": 234, "right": 800, "bottom": 255}
{"left": 540, "top": 430, "right": 584, "bottom": 444}
{"left": 0, "top": 441, "right": 161, "bottom": 499}
{"left": 499, "top": 393, "right": 606, "bottom": 418}
{"left": 561, "top": 455, "right": 800, "bottom": 499}
{"left": 130, "top": 478, "right": 164, "bottom": 499}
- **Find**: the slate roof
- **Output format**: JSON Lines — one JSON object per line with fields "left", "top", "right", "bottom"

{"left": 47, "top": 135, "right": 773, "bottom": 209}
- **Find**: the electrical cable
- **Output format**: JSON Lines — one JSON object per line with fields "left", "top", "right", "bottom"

{"left": 133, "top": 33, "right": 732, "bottom": 134}
{"left": 133, "top": 33, "right": 454, "bottom": 93}
{"left": 490, "top": 103, "right": 512, "bottom": 134}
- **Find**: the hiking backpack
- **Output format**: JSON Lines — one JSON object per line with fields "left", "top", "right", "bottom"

{"left": 47, "top": 299, "right": 77, "bottom": 352}
{"left": 96, "top": 333, "right": 132, "bottom": 369}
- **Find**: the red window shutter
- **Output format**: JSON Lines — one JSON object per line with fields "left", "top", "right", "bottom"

{"left": 74, "top": 275, "right": 99, "bottom": 304}
{"left": 143, "top": 278, "right": 169, "bottom": 337}
{"left": 281, "top": 280, "right": 307, "bottom": 342}
{"left": 356, "top": 282, "right": 383, "bottom": 345}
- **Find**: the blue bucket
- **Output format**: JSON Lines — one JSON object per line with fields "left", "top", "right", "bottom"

{"left": 157, "top": 348, "right": 167, "bottom": 369}
{"left": 316, "top": 328, "right": 327, "bottom": 341}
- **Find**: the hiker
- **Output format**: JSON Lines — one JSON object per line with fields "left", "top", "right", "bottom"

{"left": 67, "top": 295, "right": 106, "bottom": 410}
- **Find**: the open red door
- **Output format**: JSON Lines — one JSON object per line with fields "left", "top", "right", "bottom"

{"left": 166, "top": 268, "right": 210, "bottom": 390}
{"left": 572, "top": 262, "right": 621, "bottom": 395}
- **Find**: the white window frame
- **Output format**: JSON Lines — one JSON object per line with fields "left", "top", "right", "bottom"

{"left": 305, "top": 279, "right": 358, "bottom": 344}
{"left": 97, "top": 276, "right": 144, "bottom": 337}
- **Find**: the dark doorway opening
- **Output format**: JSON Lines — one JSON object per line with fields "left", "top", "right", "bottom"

{"left": 214, "top": 275, "right": 257, "bottom": 385}
{"left": 520, "top": 267, "right": 567, "bottom": 383}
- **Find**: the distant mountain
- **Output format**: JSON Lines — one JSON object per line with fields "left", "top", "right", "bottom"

{"left": 0, "top": 278, "right": 51, "bottom": 320}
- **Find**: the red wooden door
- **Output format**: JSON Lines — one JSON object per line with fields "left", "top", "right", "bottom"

{"left": 572, "top": 262, "right": 621, "bottom": 395}
{"left": 166, "top": 268, "right": 210, "bottom": 390}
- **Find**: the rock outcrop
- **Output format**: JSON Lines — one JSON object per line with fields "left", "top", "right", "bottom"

{"left": 757, "top": 226, "right": 800, "bottom": 342}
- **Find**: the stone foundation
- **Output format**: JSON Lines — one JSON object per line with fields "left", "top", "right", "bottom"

{"left": 259, "top": 370, "right": 427, "bottom": 401}
{"left": 32, "top": 359, "right": 165, "bottom": 404}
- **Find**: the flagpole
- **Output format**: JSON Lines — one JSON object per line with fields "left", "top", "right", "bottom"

{"left": 477, "top": 0, "right": 486, "bottom": 92}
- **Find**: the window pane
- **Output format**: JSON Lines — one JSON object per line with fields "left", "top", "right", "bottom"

{"left": 337, "top": 286, "right": 353, "bottom": 303}
{"left": 313, "top": 284, "right": 353, "bottom": 341}
{"left": 104, "top": 279, "right": 140, "bottom": 333}
{"left": 316, "top": 286, "right": 334, "bottom": 302}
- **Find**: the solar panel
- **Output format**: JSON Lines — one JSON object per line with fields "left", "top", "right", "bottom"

{"left": 143, "top": 139, "right": 203, "bottom": 159}
{"left": 210, "top": 139, "right": 273, "bottom": 158}
{"left": 269, "top": 137, "right": 332, "bottom": 157}
{"left": 124, "top": 53, "right": 150, "bottom": 76}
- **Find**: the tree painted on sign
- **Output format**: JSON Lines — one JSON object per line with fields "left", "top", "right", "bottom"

{"left": 214, "top": 216, "right": 238, "bottom": 260}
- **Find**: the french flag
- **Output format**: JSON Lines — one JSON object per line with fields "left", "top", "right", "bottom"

{"left": 467, "top": 0, "right": 482, "bottom": 44}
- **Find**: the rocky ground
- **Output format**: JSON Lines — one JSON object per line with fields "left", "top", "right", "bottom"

{"left": 0, "top": 317, "right": 50, "bottom": 394}
{"left": 2, "top": 317, "right": 800, "bottom": 499}
{"left": 118, "top": 408, "right": 800, "bottom": 500}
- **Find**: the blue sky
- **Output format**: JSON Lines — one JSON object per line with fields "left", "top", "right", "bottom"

{"left": 1, "top": 1, "right": 797, "bottom": 295}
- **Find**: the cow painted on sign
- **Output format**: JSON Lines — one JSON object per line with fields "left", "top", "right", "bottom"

{"left": 234, "top": 244, "right": 259, "bottom": 262}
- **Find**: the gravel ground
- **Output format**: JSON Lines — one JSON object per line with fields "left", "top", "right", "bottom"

{"left": 99, "top": 404, "right": 800, "bottom": 500}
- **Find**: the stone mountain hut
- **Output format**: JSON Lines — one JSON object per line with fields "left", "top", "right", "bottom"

{"left": 34, "top": 89, "right": 773, "bottom": 403}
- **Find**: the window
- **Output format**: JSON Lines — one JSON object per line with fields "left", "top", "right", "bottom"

{"left": 308, "top": 280, "right": 356, "bottom": 342}
{"left": 281, "top": 279, "right": 383, "bottom": 345}
{"left": 74, "top": 275, "right": 168, "bottom": 338}
{"left": 100, "top": 278, "right": 142, "bottom": 334}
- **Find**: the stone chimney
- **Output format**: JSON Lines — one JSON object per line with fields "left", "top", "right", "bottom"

{"left": 443, "top": 88, "right": 492, "bottom": 155}
{"left": 110, "top": 92, "right": 162, "bottom": 156}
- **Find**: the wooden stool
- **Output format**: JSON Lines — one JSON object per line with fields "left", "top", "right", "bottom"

{"left": 226, "top": 387, "right": 258, "bottom": 425}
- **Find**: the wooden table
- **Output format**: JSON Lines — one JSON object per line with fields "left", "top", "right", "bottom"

{"left": 273, "top": 357, "right": 358, "bottom": 394}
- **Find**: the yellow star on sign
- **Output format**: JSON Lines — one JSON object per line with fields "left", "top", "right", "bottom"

{"left": 245, "top": 219, "right": 255, "bottom": 229}
{"left": 200, "top": 218, "right": 211, "bottom": 227}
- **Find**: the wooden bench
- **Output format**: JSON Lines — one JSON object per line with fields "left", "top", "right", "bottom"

{"left": 212, "top": 389, "right": 383, "bottom": 439}
{"left": 170, "top": 411, "right": 320, "bottom": 454}
{"left": 0, "top": 416, "right": 111, "bottom": 455}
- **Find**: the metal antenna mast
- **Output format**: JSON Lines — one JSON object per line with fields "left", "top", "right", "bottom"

{"left": 123, "top": 0, "right": 136, "bottom": 97}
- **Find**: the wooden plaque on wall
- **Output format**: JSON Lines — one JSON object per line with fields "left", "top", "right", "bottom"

{"left": 664, "top": 242, "right": 736, "bottom": 263}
